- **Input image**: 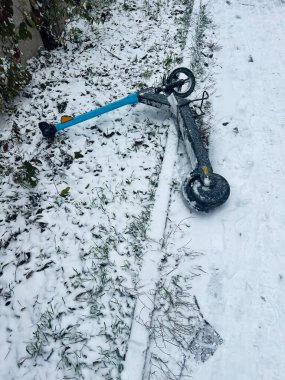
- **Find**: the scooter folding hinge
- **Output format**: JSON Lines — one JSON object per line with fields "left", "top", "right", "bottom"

{"left": 138, "top": 91, "right": 170, "bottom": 110}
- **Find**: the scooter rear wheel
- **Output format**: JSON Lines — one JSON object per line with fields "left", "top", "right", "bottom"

{"left": 182, "top": 173, "right": 230, "bottom": 212}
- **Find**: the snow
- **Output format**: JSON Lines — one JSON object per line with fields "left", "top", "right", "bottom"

{"left": 190, "top": 0, "right": 285, "bottom": 378}
{"left": 154, "top": 0, "right": 285, "bottom": 379}
{"left": 121, "top": 123, "right": 178, "bottom": 380}
{"left": 1, "top": 0, "right": 285, "bottom": 379}
{"left": 0, "top": 1, "right": 196, "bottom": 379}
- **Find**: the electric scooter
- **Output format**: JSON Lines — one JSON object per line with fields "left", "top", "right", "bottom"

{"left": 39, "top": 67, "right": 230, "bottom": 212}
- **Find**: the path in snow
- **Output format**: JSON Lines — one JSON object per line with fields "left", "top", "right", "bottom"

{"left": 188, "top": 0, "right": 285, "bottom": 379}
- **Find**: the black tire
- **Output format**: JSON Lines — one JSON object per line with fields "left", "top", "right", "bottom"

{"left": 166, "top": 67, "right": 195, "bottom": 98}
{"left": 182, "top": 173, "right": 230, "bottom": 212}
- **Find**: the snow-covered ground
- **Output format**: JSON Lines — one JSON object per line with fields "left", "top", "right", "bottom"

{"left": 191, "top": 1, "right": 285, "bottom": 379}
{"left": 1, "top": 0, "right": 285, "bottom": 379}
{"left": 0, "top": 1, "right": 196, "bottom": 379}
{"left": 123, "top": 0, "right": 285, "bottom": 379}
{"left": 147, "top": 0, "right": 285, "bottom": 379}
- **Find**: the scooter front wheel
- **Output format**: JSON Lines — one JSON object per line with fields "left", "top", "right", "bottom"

{"left": 166, "top": 67, "right": 195, "bottom": 98}
{"left": 182, "top": 173, "right": 230, "bottom": 212}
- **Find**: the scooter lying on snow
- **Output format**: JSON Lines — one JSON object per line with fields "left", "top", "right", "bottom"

{"left": 39, "top": 67, "right": 230, "bottom": 212}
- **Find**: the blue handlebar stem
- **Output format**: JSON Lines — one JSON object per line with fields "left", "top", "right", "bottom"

{"left": 55, "top": 93, "right": 139, "bottom": 132}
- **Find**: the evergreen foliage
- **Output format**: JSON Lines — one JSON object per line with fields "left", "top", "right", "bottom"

{"left": 0, "top": 0, "right": 95, "bottom": 112}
